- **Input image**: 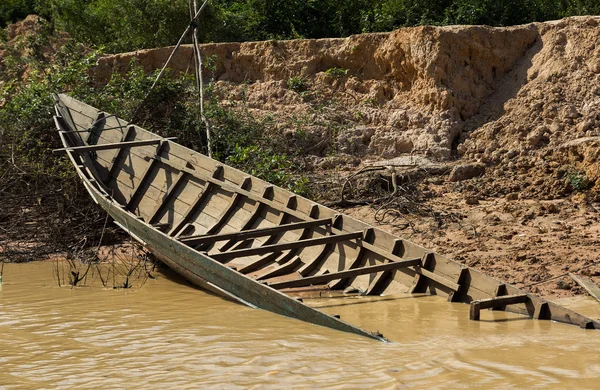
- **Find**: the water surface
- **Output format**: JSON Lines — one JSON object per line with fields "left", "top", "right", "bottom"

{"left": 1, "top": 262, "right": 599, "bottom": 388}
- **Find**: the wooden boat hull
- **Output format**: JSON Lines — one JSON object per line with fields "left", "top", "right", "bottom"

{"left": 53, "top": 94, "right": 600, "bottom": 340}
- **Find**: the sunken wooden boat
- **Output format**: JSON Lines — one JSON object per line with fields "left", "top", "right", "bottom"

{"left": 53, "top": 94, "right": 600, "bottom": 340}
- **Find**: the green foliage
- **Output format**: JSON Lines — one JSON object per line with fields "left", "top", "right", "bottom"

{"left": 0, "top": 0, "right": 35, "bottom": 27}
{"left": 287, "top": 75, "right": 307, "bottom": 92}
{"left": 1, "top": 0, "right": 597, "bottom": 52}
{"left": 325, "top": 67, "right": 349, "bottom": 78}
{"left": 204, "top": 84, "right": 310, "bottom": 195}
{"left": 566, "top": 169, "right": 589, "bottom": 192}
{"left": 226, "top": 145, "right": 309, "bottom": 195}
{"left": 40, "top": 0, "right": 193, "bottom": 52}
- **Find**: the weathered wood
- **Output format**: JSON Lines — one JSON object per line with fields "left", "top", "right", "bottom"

{"left": 533, "top": 301, "right": 551, "bottom": 320}
{"left": 225, "top": 211, "right": 292, "bottom": 257}
{"left": 155, "top": 155, "right": 463, "bottom": 290}
{"left": 106, "top": 125, "right": 136, "bottom": 180}
{"left": 218, "top": 186, "right": 273, "bottom": 252}
{"left": 327, "top": 247, "right": 367, "bottom": 290}
{"left": 126, "top": 141, "right": 170, "bottom": 211}
{"left": 569, "top": 273, "right": 600, "bottom": 303}
{"left": 55, "top": 94, "right": 600, "bottom": 340}
{"left": 167, "top": 166, "right": 223, "bottom": 237}
{"left": 147, "top": 171, "right": 188, "bottom": 224}
{"left": 153, "top": 156, "right": 314, "bottom": 221}
{"left": 297, "top": 240, "right": 336, "bottom": 277}
{"left": 152, "top": 222, "right": 170, "bottom": 230}
{"left": 200, "top": 177, "right": 252, "bottom": 240}
{"left": 364, "top": 268, "right": 397, "bottom": 296}
{"left": 469, "top": 294, "right": 530, "bottom": 321}
{"left": 447, "top": 267, "right": 468, "bottom": 302}
{"left": 269, "top": 257, "right": 421, "bottom": 290}
{"left": 53, "top": 137, "right": 176, "bottom": 153}
{"left": 59, "top": 126, "right": 129, "bottom": 135}
{"left": 326, "top": 228, "right": 375, "bottom": 289}
{"left": 210, "top": 231, "right": 363, "bottom": 262}
{"left": 256, "top": 256, "right": 303, "bottom": 280}
{"left": 180, "top": 218, "right": 333, "bottom": 247}
{"left": 238, "top": 252, "right": 283, "bottom": 274}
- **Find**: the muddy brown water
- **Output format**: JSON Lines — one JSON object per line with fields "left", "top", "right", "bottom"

{"left": 1, "top": 262, "right": 600, "bottom": 388}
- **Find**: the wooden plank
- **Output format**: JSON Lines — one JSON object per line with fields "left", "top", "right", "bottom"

{"left": 364, "top": 269, "right": 397, "bottom": 296}
{"left": 326, "top": 227, "right": 374, "bottom": 290}
{"left": 148, "top": 171, "right": 188, "bottom": 224}
{"left": 269, "top": 257, "right": 422, "bottom": 290}
{"left": 447, "top": 267, "right": 468, "bottom": 302}
{"left": 218, "top": 189, "right": 270, "bottom": 252}
{"left": 256, "top": 256, "right": 303, "bottom": 280}
{"left": 362, "top": 246, "right": 460, "bottom": 293}
{"left": 199, "top": 177, "right": 252, "bottom": 239}
{"left": 238, "top": 252, "right": 284, "bottom": 274}
{"left": 327, "top": 247, "right": 367, "bottom": 290}
{"left": 569, "top": 273, "right": 600, "bottom": 303}
{"left": 297, "top": 241, "right": 336, "bottom": 277}
{"left": 106, "top": 125, "right": 137, "bottom": 178}
{"left": 469, "top": 294, "right": 530, "bottom": 321}
{"left": 167, "top": 165, "right": 223, "bottom": 237}
{"left": 59, "top": 127, "right": 129, "bottom": 135}
{"left": 125, "top": 141, "right": 172, "bottom": 212}
{"left": 225, "top": 210, "right": 295, "bottom": 263}
{"left": 533, "top": 301, "right": 551, "bottom": 320}
{"left": 410, "top": 253, "right": 434, "bottom": 293}
{"left": 180, "top": 218, "right": 333, "bottom": 247}
{"left": 210, "top": 231, "right": 363, "bottom": 262}
{"left": 53, "top": 137, "right": 175, "bottom": 153}
{"left": 153, "top": 156, "right": 313, "bottom": 221}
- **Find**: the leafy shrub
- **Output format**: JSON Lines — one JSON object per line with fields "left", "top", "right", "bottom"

{"left": 2, "top": 0, "right": 597, "bottom": 53}
{"left": 0, "top": 0, "right": 35, "bottom": 27}
{"left": 226, "top": 145, "right": 309, "bottom": 196}
{"left": 566, "top": 169, "right": 589, "bottom": 192}
{"left": 287, "top": 75, "right": 307, "bottom": 92}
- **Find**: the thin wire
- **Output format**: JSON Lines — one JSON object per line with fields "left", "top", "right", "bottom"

{"left": 130, "top": 0, "right": 210, "bottom": 123}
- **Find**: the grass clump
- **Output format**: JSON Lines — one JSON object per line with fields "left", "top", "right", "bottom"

{"left": 325, "top": 67, "right": 349, "bottom": 78}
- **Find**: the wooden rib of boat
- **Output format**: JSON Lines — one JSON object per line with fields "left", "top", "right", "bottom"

{"left": 53, "top": 94, "right": 600, "bottom": 341}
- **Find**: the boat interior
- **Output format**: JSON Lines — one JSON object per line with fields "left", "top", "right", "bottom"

{"left": 53, "top": 94, "right": 600, "bottom": 330}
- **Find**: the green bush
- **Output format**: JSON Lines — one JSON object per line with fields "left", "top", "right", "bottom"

{"left": 1, "top": 0, "right": 597, "bottom": 53}
{"left": 287, "top": 75, "right": 307, "bottom": 92}
{"left": 226, "top": 145, "right": 309, "bottom": 196}
{"left": 566, "top": 169, "right": 589, "bottom": 193}
{"left": 0, "top": 0, "right": 35, "bottom": 27}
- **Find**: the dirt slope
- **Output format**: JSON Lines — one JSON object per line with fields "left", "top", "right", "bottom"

{"left": 98, "top": 23, "right": 540, "bottom": 159}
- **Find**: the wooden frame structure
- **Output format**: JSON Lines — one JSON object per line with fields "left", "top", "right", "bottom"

{"left": 53, "top": 94, "right": 600, "bottom": 341}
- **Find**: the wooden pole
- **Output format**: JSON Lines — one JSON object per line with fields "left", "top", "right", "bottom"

{"left": 192, "top": 0, "right": 213, "bottom": 158}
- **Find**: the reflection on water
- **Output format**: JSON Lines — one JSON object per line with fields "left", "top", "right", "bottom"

{"left": 1, "top": 262, "right": 600, "bottom": 388}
